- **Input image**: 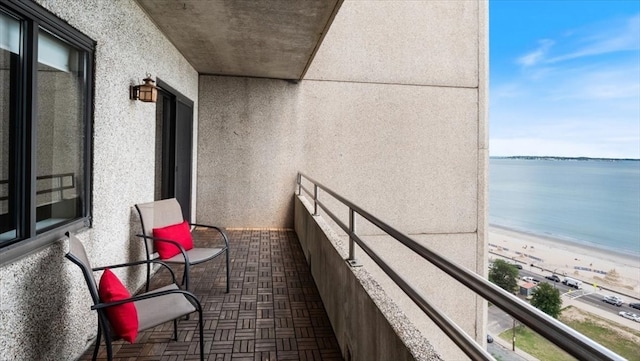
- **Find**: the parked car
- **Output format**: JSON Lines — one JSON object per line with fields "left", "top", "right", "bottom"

{"left": 618, "top": 311, "right": 640, "bottom": 322}
{"left": 629, "top": 303, "right": 640, "bottom": 310}
{"left": 487, "top": 334, "right": 493, "bottom": 343}
{"left": 603, "top": 295, "right": 624, "bottom": 306}
{"left": 511, "top": 263, "right": 523, "bottom": 270}
{"left": 545, "top": 275, "right": 561, "bottom": 282}
{"left": 522, "top": 276, "right": 535, "bottom": 282}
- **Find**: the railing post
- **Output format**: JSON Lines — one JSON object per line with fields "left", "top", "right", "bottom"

{"left": 313, "top": 184, "right": 318, "bottom": 216}
{"left": 297, "top": 173, "right": 302, "bottom": 195}
{"left": 347, "top": 208, "right": 361, "bottom": 267}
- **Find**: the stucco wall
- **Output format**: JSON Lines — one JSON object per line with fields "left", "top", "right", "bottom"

{"left": 197, "top": 0, "right": 488, "bottom": 357}
{"left": 0, "top": 1, "right": 198, "bottom": 360}
{"left": 198, "top": 0, "right": 485, "bottom": 232}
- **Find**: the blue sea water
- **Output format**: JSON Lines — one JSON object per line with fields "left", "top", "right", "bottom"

{"left": 489, "top": 158, "right": 640, "bottom": 257}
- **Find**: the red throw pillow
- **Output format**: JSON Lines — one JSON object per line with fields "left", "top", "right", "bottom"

{"left": 152, "top": 220, "right": 194, "bottom": 259}
{"left": 98, "top": 269, "right": 138, "bottom": 343}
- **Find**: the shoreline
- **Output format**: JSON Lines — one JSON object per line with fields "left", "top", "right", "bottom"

{"left": 489, "top": 223, "right": 640, "bottom": 265}
{"left": 488, "top": 225, "right": 640, "bottom": 298}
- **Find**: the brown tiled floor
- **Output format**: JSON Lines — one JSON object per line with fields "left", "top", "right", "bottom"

{"left": 81, "top": 228, "right": 343, "bottom": 361}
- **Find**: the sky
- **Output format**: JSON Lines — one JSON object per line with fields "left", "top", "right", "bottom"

{"left": 490, "top": 0, "right": 640, "bottom": 159}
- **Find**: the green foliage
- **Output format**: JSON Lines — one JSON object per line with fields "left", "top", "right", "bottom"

{"left": 489, "top": 259, "right": 519, "bottom": 292}
{"left": 498, "top": 325, "right": 575, "bottom": 361}
{"left": 560, "top": 307, "right": 640, "bottom": 361}
{"left": 497, "top": 306, "right": 640, "bottom": 361}
{"left": 530, "top": 282, "right": 562, "bottom": 318}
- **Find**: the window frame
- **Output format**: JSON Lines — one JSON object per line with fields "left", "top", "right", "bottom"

{"left": 0, "top": 0, "right": 94, "bottom": 266}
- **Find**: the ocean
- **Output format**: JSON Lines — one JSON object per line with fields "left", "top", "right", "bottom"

{"left": 489, "top": 158, "right": 640, "bottom": 257}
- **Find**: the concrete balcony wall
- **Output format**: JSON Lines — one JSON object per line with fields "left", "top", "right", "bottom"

{"left": 294, "top": 196, "right": 441, "bottom": 361}
{"left": 0, "top": 1, "right": 199, "bottom": 360}
{"left": 198, "top": 0, "right": 488, "bottom": 358}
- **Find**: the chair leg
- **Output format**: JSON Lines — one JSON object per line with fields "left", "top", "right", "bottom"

{"left": 182, "top": 263, "right": 190, "bottom": 292}
{"left": 197, "top": 309, "right": 204, "bottom": 361}
{"left": 146, "top": 260, "right": 151, "bottom": 292}
{"left": 92, "top": 325, "right": 102, "bottom": 361}
{"left": 105, "top": 334, "right": 113, "bottom": 361}
{"left": 225, "top": 248, "right": 230, "bottom": 293}
{"left": 183, "top": 264, "right": 191, "bottom": 320}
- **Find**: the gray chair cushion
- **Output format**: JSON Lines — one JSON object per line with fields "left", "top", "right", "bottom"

{"left": 163, "top": 247, "right": 225, "bottom": 264}
{"left": 135, "top": 284, "right": 196, "bottom": 331}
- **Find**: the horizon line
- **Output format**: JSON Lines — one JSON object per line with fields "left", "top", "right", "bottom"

{"left": 490, "top": 155, "right": 640, "bottom": 161}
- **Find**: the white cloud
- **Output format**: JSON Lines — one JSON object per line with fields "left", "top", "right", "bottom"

{"left": 490, "top": 99, "right": 640, "bottom": 158}
{"left": 516, "top": 14, "right": 640, "bottom": 67}
{"left": 517, "top": 39, "right": 554, "bottom": 66}
{"left": 493, "top": 13, "right": 640, "bottom": 158}
{"left": 546, "top": 62, "right": 640, "bottom": 101}
{"left": 548, "top": 14, "right": 640, "bottom": 63}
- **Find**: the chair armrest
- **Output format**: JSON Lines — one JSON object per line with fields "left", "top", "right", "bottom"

{"left": 188, "top": 223, "right": 230, "bottom": 248}
{"left": 136, "top": 234, "right": 191, "bottom": 263}
{"left": 92, "top": 259, "right": 179, "bottom": 284}
{"left": 91, "top": 288, "right": 202, "bottom": 311}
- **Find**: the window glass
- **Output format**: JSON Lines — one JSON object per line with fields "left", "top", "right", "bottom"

{"left": 0, "top": 1, "right": 93, "bottom": 255}
{"left": 0, "top": 12, "right": 19, "bottom": 242}
{"left": 35, "top": 29, "right": 86, "bottom": 232}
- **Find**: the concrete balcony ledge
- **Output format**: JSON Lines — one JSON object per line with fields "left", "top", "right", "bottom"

{"left": 294, "top": 195, "right": 441, "bottom": 361}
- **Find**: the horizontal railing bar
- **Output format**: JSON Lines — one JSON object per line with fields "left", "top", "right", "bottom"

{"left": 36, "top": 172, "right": 75, "bottom": 180}
{"left": 1, "top": 173, "right": 76, "bottom": 202}
{"left": 313, "top": 188, "right": 492, "bottom": 358}
{"left": 0, "top": 172, "right": 74, "bottom": 185}
{"left": 378, "top": 226, "right": 619, "bottom": 360}
{"left": 299, "top": 184, "right": 314, "bottom": 199}
{"left": 350, "top": 231, "right": 495, "bottom": 360}
{"left": 36, "top": 185, "right": 74, "bottom": 195}
{"left": 315, "top": 199, "right": 350, "bottom": 235}
{"left": 297, "top": 172, "right": 623, "bottom": 361}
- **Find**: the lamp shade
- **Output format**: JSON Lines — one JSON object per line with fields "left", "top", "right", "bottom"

{"left": 137, "top": 77, "right": 157, "bottom": 103}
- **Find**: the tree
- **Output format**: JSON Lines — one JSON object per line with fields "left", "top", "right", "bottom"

{"left": 530, "top": 282, "right": 562, "bottom": 318}
{"left": 489, "top": 259, "right": 519, "bottom": 293}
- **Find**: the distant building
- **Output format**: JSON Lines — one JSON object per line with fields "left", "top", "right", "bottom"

{"left": 520, "top": 282, "right": 538, "bottom": 297}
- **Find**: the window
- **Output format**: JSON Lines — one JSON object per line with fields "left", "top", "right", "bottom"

{"left": 0, "top": 1, "right": 94, "bottom": 262}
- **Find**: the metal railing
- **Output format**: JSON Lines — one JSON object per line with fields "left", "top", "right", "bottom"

{"left": 0, "top": 173, "right": 75, "bottom": 202}
{"left": 296, "top": 172, "right": 624, "bottom": 361}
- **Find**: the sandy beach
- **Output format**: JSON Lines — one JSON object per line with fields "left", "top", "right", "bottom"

{"left": 489, "top": 225, "right": 640, "bottom": 299}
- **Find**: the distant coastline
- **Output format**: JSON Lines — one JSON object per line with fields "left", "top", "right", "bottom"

{"left": 489, "top": 225, "right": 640, "bottom": 298}
{"left": 489, "top": 223, "right": 640, "bottom": 261}
{"left": 491, "top": 155, "right": 640, "bottom": 161}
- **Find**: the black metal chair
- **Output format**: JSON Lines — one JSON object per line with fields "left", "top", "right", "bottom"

{"left": 65, "top": 233, "right": 204, "bottom": 361}
{"left": 135, "top": 198, "right": 230, "bottom": 293}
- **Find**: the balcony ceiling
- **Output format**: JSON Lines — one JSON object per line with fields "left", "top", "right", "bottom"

{"left": 136, "top": 0, "right": 342, "bottom": 80}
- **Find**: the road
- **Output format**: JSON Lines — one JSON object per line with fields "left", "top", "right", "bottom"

{"left": 485, "top": 267, "right": 640, "bottom": 360}
{"left": 517, "top": 268, "right": 640, "bottom": 316}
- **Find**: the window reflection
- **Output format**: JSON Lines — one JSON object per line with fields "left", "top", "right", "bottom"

{"left": 35, "top": 30, "right": 85, "bottom": 232}
{"left": 0, "top": 12, "right": 20, "bottom": 242}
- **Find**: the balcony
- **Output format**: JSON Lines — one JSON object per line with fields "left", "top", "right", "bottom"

{"left": 1, "top": 2, "right": 627, "bottom": 360}
{"left": 74, "top": 174, "right": 625, "bottom": 361}
{"left": 78, "top": 228, "right": 343, "bottom": 360}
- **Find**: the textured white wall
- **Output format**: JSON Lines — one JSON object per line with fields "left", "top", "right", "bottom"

{"left": 198, "top": 0, "right": 484, "bottom": 233}
{"left": 199, "top": 78, "right": 478, "bottom": 233}
{"left": 197, "top": 1, "right": 488, "bottom": 358}
{"left": 0, "top": 1, "right": 198, "bottom": 360}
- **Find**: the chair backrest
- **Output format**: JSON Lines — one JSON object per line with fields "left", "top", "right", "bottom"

{"left": 135, "top": 198, "right": 184, "bottom": 254}
{"left": 65, "top": 233, "right": 100, "bottom": 306}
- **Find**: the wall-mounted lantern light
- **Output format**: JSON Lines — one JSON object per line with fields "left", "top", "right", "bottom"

{"left": 130, "top": 74, "right": 158, "bottom": 103}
